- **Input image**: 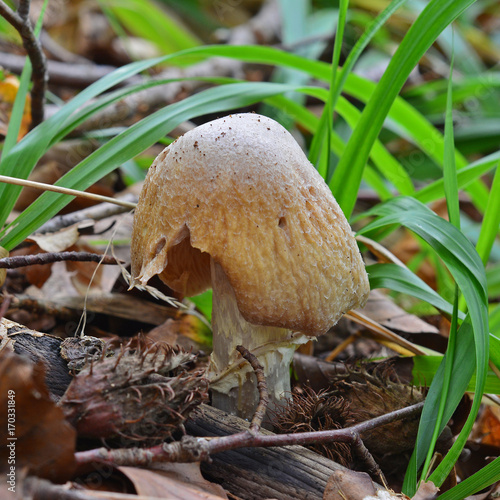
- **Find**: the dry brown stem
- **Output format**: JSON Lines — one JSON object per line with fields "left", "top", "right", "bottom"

{"left": 75, "top": 402, "right": 423, "bottom": 468}
{"left": 75, "top": 349, "right": 424, "bottom": 482}
{"left": 0, "top": 251, "right": 123, "bottom": 268}
{"left": 235, "top": 345, "right": 269, "bottom": 433}
{"left": 0, "top": 0, "right": 47, "bottom": 127}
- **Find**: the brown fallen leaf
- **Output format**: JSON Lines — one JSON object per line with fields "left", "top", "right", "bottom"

{"left": 411, "top": 480, "right": 439, "bottom": 499}
{"left": 323, "top": 469, "right": 377, "bottom": 499}
{"left": 0, "top": 72, "right": 31, "bottom": 139}
{"left": 147, "top": 314, "right": 211, "bottom": 350}
{"left": 475, "top": 406, "right": 500, "bottom": 446}
{"left": 361, "top": 290, "right": 439, "bottom": 336}
{"left": 120, "top": 463, "right": 228, "bottom": 499}
{"left": 0, "top": 348, "right": 76, "bottom": 482}
{"left": 29, "top": 224, "right": 81, "bottom": 253}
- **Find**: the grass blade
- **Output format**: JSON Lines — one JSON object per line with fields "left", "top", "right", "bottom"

{"left": 419, "top": 44, "right": 460, "bottom": 485}
{"left": 437, "top": 456, "right": 500, "bottom": 499}
{"left": 366, "top": 263, "right": 460, "bottom": 319}
{"left": 358, "top": 196, "right": 489, "bottom": 495}
{"left": 475, "top": 163, "right": 500, "bottom": 265}
{"left": 330, "top": 0, "right": 479, "bottom": 218}
{"left": 0, "top": 82, "right": 312, "bottom": 249}
{"left": 311, "top": 0, "right": 348, "bottom": 179}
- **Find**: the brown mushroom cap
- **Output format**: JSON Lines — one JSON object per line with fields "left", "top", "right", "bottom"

{"left": 131, "top": 113, "right": 369, "bottom": 335}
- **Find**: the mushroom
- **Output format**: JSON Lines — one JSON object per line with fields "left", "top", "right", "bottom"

{"left": 131, "top": 113, "right": 369, "bottom": 419}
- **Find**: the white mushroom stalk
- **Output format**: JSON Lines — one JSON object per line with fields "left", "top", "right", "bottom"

{"left": 131, "top": 113, "right": 370, "bottom": 421}
{"left": 209, "top": 259, "right": 309, "bottom": 416}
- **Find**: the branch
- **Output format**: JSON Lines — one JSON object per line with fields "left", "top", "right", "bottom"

{"left": 49, "top": 0, "right": 280, "bottom": 131}
{"left": 0, "top": 0, "right": 47, "bottom": 127}
{"left": 0, "top": 251, "right": 123, "bottom": 269}
{"left": 0, "top": 1, "right": 21, "bottom": 27}
{"left": 17, "top": 0, "right": 30, "bottom": 21}
{"left": 236, "top": 345, "right": 269, "bottom": 433}
{"left": 36, "top": 193, "right": 138, "bottom": 234}
{"left": 0, "top": 51, "right": 141, "bottom": 88}
{"left": 75, "top": 397, "right": 424, "bottom": 479}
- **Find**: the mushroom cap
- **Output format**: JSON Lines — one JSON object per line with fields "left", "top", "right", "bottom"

{"left": 131, "top": 113, "right": 369, "bottom": 335}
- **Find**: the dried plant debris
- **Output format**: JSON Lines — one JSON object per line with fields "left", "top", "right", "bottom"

{"left": 60, "top": 335, "right": 107, "bottom": 372}
{"left": 60, "top": 338, "right": 208, "bottom": 444}
{"left": 0, "top": 349, "right": 76, "bottom": 483}
{"left": 330, "top": 363, "right": 425, "bottom": 458}
{"left": 274, "top": 387, "right": 354, "bottom": 466}
{"left": 276, "top": 362, "right": 433, "bottom": 477}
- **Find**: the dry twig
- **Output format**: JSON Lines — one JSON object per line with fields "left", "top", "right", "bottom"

{"left": 36, "top": 193, "right": 138, "bottom": 234}
{"left": 0, "top": 251, "right": 123, "bottom": 269}
{"left": 236, "top": 345, "right": 269, "bottom": 433}
{"left": 0, "top": 0, "right": 47, "bottom": 127}
{"left": 0, "top": 51, "right": 141, "bottom": 88}
{"left": 75, "top": 402, "right": 424, "bottom": 471}
{"left": 75, "top": 340, "right": 424, "bottom": 484}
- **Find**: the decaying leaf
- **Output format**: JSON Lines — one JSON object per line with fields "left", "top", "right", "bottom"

{"left": 323, "top": 469, "right": 377, "bottom": 500}
{"left": 0, "top": 72, "right": 31, "bottom": 139}
{"left": 0, "top": 349, "right": 76, "bottom": 482}
{"left": 29, "top": 224, "right": 81, "bottom": 253}
{"left": 120, "top": 463, "right": 228, "bottom": 499}
{"left": 361, "top": 290, "right": 439, "bottom": 336}
{"left": 474, "top": 406, "right": 500, "bottom": 447}
{"left": 411, "top": 480, "right": 439, "bottom": 500}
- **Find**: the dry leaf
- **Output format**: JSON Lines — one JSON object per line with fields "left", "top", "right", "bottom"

{"left": 362, "top": 291, "right": 439, "bottom": 335}
{"left": 0, "top": 73, "right": 31, "bottom": 139}
{"left": 0, "top": 349, "right": 76, "bottom": 482}
{"left": 323, "top": 469, "right": 376, "bottom": 499}
{"left": 476, "top": 406, "right": 500, "bottom": 446}
{"left": 30, "top": 224, "right": 80, "bottom": 252}
{"left": 121, "top": 463, "right": 227, "bottom": 499}
{"left": 411, "top": 480, "right": 439, "bottom": 499}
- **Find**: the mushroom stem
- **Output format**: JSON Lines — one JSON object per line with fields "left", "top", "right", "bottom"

{"left": 208, "top": 258, "right": 298, "bottom": 420}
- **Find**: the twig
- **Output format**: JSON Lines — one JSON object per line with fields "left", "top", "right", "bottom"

{"left": 51, "top": 0, "right": 280, "bottom": 131}
{"left": 75, "top": 401, "right": 424, "bottom": 470}
{"left": 0, "top": 52, "right": 142, "bottom": 88}
{"left": 350, "top": 432, "right": 387, "bottom": 487}
{"left": 236, "top": 345, "right": 269, "bottom": 433}
{"left": 40, "top": 30, "right": 92, "bottom": 65}
{"left": 17, "top": 0, "right": 30, "bottom": 21}
{"left": 36, "top": 193, "right": 138, "bottom": 234}
{"left": 0, "top": 251, "right": 123, "bottom": 269}
{"left": 0, "top": 0, "right": 47, "bottom": 127}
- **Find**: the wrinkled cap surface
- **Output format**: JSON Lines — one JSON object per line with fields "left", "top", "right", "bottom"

{"left": 131, "top": 113, "right": 369, "bottom": 335}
